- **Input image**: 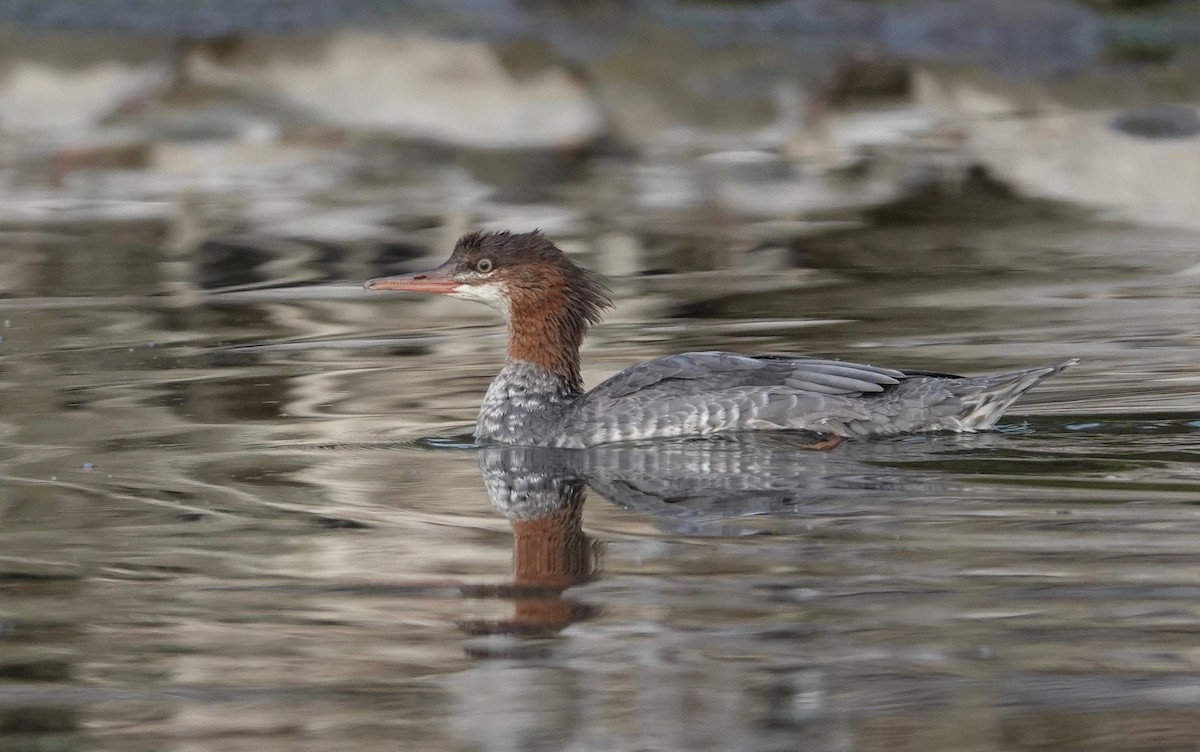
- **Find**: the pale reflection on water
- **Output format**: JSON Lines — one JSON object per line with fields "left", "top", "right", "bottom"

{"left": 1, "top": 210, "right": 1199, "bottom": 751}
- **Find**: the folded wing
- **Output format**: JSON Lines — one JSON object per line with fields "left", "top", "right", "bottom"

{"left": 592, "top": 351, "right": 909, "bottom": 399}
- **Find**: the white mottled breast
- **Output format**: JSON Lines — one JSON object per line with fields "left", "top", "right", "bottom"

{"left": 475, "top": 360, "right": 577, "bottom": 445}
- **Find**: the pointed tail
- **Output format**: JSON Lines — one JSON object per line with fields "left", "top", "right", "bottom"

{"left": 954, "top": 359, "right": 1076, "bottom": 430}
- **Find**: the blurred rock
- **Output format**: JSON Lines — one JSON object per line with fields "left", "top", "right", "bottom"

{"left": 915, "top": 66, "right": 1200, "bottom": 231}
{"left": 205, "top": 33, "right": 606, "bottom": 150}
{"left": 0, "top": 27, "right": 606, "bottom": 151}
{"left": 0, "top": 28, "right": 165, "bottom": 133}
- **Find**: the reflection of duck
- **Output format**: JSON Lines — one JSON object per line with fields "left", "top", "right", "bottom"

{"left": 480, "top": 436, "right": 944, "bottom": 537}
{"left": 466, "top": 433, "right": 950, "bottom": 643}
{"left": 460, "top": 447, "right": 599, "bottom": 644}
{"left": 366, "top": 231, "right": 1073, "bottom": 448}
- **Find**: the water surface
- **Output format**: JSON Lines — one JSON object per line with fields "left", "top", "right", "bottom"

{"left": 1, "top": 207, "right": 1199, "bottom": 751}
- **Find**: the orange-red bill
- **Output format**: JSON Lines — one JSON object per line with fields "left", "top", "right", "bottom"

{"left": 364, "top": 261, "right": 458, "bottom": 294}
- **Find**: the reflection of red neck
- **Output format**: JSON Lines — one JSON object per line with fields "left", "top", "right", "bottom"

{"left": 511, "top": 501, "right": 594, "bottom": 590}
{"left": 458, "top": 500, "right": 599, "bottom": 640}
{"left": 510, "top": 500, "right": 596, "bottom": 633}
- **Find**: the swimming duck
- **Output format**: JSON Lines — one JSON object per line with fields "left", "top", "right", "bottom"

{"left": 365, "top": 231, "right": 1072, "bottom": 449}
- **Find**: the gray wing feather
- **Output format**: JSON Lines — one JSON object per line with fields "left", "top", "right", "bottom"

{"left": 553, "top": 352, "right": 919, "bottom": 445}
{"left": 595, "top": 351, "right": 903, "bottom": 399}
{"left": 785, "top": 371, "right": 888, "bottom": 394}
{"left": 551, "top": 352, "right": 1067, "bottom": 447}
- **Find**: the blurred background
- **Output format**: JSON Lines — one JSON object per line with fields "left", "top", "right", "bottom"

{"left": 2, "top": 1, "right": 1200, "bottom": 751}
{"left": 2, "top": 0, "right": 1200, "bottom": 278}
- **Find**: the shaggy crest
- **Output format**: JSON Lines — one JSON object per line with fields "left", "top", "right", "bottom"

{"left": 451, "top": 231, "right": 612, "bottom": 392}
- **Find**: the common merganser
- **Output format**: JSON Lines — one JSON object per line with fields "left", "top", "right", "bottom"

{"left": 365, "top": 230, "right": 1073, "bottom": 449}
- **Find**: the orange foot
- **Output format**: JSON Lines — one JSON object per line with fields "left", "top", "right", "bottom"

{"left": 800, "top": 434, "right": 844, "bottom": 451}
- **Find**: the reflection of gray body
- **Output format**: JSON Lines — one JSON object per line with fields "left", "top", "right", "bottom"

{"left": 479, "top": 437, "right": 951, "bottom": 534}
{"left": 367, "top": 231, "right": 1074, "bottom": 448}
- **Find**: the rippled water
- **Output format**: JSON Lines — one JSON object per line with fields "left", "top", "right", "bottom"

{"left": 2, "top": 208, "right": 1199, "bottom": 751}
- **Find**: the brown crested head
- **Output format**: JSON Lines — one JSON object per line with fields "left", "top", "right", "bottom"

{"left": 456, "top": 231, "right": 611, "bottom": 392}
{"left": 367, "top": 230, "right": 612, "bottom": 391}
{"left": 366, "top": 230, "right": 611, "bottom": 323}
{"left": 446, "top": 230, "right": 611, "bottom": 327}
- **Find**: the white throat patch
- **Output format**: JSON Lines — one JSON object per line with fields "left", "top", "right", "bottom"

{"left": 450, "top": 281, "right": 511, "bottom": 318}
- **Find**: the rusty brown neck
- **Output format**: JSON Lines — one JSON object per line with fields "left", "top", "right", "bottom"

{"left": 506, "top": 292, "right": 587, "bottom": 394}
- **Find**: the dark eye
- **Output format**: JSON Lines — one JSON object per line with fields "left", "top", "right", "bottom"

{"left": 475, "top": 258, "right": 494, "bottom": 273}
